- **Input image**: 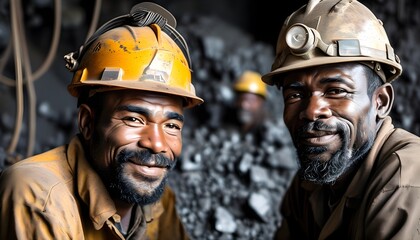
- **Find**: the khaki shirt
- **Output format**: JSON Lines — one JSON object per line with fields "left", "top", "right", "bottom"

{"left": 0, "top": 136, "right": 189, "bottom": 240}
{"left": 275, "top": 117, "right": 420, "bottom": 239}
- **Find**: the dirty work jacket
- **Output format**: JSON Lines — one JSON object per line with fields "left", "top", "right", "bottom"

{"left": 0, "top": 135, "right": 189, "bottom": 240}
{"left": 275, "top": 116, "right": 420, "bottom": 240}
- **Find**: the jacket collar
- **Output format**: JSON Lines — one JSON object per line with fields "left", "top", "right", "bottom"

{"left": 345, "top": 116, "right": 394, "bottom": 199}
{"left": 67, "top": 135, "right": 119, "bottom": 229}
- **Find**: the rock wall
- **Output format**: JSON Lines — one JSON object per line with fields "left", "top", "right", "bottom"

{"left": 0, "top": 0, "right": 419, "bottom": 239}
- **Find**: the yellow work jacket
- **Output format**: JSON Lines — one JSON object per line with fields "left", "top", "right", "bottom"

{"left": 0, "top": 135, "right": 189, "bottom": 240}
{"left": 275, "top": 117, "right": 420, "bottom": 239}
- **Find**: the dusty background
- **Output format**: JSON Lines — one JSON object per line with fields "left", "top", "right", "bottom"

{"left": 0, "top": 0, "right": 418, "bottom": 239}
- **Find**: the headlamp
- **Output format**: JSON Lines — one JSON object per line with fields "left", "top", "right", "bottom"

{"left": 283, "top": 23, "right": 389, "bottom": 82}
{"left": 285, "top": 23, "right": 379, "bottom": 58}
{"left": 285, "top": 23, "right": 316, "bottom": 55}
{"left": 263, "top": 0, "right": 402, "bottom": 84}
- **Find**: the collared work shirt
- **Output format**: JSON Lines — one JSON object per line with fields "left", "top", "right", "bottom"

{"left": 0, "top": 136, "right": 189, "bottom": 240}
{"left": 275, "top": 117, "right": 420, "bottom": 239}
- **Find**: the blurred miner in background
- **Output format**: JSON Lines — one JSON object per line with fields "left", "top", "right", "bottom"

{"left": 221, "top": 70, "right": 270, "bottom": 144}
{"left": 233, "top": 70, "right": 268, "bottom": 135}
{"left": 262, "top": 0, "right": 420, "bottom": 239}
{"left": 0, "top": 2, "right": 202, "bottom": 239}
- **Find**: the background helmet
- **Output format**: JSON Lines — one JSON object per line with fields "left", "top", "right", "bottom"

{"left": 65, "top": 2, "right": 203, "bottom": 108}
{"left": 262, "top": 0, "right": 402, "bottom": 85}
{"left": 234, "top": 70, "right": 267, "bottom": 98}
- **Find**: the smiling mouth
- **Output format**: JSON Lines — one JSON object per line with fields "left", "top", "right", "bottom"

{"left": 299, "top": 131, "right": 339, "bottom": 146}
{"left": 128, "top": 160, "right": 167, "bottom": 178}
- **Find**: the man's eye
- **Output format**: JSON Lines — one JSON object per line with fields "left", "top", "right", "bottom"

{"left": 164, "top": 122, "right": 182, "bottom": 135}
{"left": 284, "top": 92, "right": 302, "bottom": 103}
{"left": 126, "top": 117, "right": 138, "bottom": 122}
{"left": 122, "top": 117, "right": 144, "bottom": 126}
{"left": 326, "top": 88, "right": 348, "bottom": 97}
{"left": 166, "top": 123, "right": 181, "bottom": 130}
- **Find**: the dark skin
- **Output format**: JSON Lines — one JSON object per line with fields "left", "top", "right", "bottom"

{"left": 235, "top": 92, "right": 266, "bottom": 133}
{"left": 281, "top": 62, "right": 394, "bottom": 186}
{"left": 77, "top": 89, "right": 184, "bottom": 232}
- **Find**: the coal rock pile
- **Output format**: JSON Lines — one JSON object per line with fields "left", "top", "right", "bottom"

{"left": 170, "top": 122, "right": 297, "bottom": 239}
{"left": 165, "top": 15, "right": 298, "bottom": 239}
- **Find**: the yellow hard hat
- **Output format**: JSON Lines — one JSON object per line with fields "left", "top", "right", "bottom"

{"left": 234, "top": 71, "right": 267, "bottom": 98}
{"left": 65, "top": 2, "right": 203, "bottom": 108}
{"left": 262, "top": 0, "right": 402, "bottom": 85}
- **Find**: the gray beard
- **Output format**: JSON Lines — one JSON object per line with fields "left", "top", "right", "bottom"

{"left": 297, "top": 123, "right": 375, "bottom": 185}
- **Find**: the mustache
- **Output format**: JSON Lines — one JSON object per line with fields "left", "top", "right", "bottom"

{"left": 116, "top": 149, "right": 177, "bottom": 170}
{"left": 297, "top": 120, "right": 340, "bottom": 138}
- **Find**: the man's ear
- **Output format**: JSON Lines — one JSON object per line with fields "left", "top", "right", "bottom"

{"left": 78, "top": 104, "right": 94, "bottom": 140}
{"left": 375, "top": 83, "right": 394, "bottom": 119}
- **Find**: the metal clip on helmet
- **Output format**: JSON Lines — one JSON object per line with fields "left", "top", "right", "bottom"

{"left": 234, "top": 71, "right": 267, "bottom": 98}
{"left": 262, "top": 0, "right": 402, "bottom": 85}
{"left": 64, "top": 2, "right": 203, "bottom": 108}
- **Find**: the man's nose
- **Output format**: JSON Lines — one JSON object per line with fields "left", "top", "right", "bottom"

{"left": 299, "top": 95, "right": 332, "bottom": 121}
{"left": 138, "top": 123, "right": 168, "bottom": 154}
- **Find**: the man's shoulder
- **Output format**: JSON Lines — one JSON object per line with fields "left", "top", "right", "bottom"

{"left": 384, "top": 128, "right": 420, "bottom": 159}
{"left": 0, "top": 144, "right": 73, "bottom": 198}
{"left": 8, "top": 144, "right": 68, "bottom": 165}
{"left": 3, "top": 145, "right": 70, "bottom": 177}
{"left": 377, "top": 127, "right": 420, "bottom": 186}
{"left": 392, "top": 128, "right": 420, "bottom": 142}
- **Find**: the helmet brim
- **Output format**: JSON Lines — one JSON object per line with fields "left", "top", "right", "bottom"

{"left": 262, "top": 56, "right": 402, "bottom": 86}
{"left": 69, "top": 79, "right": 203, "bottom": 108}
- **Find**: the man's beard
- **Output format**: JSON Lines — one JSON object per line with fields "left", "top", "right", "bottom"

{"left": 296, "top": 120, "right": 375, "bottom": 185}
{"left": 108, "top": 149, "right": 177, "bottom": 205}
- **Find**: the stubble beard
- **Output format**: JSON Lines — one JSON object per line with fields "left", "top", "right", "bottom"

{"left": 108, "top": 149, "right": 176, "bottom": 205}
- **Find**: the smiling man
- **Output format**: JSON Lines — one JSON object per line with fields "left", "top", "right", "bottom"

{"left": 282, "top": 63, "right": 378, "bottom": 185}
{"left": 0, "top": 2, "right": 202, "bottom": 240}
{"left": 262, "top": 0, "right": 420, "bottom": 239}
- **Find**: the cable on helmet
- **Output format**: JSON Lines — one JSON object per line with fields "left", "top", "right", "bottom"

{"left": 64, "top": 2, "right": 191, "bottom": 73}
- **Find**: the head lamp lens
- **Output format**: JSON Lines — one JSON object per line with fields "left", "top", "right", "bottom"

{"left": 286, "top": 24, "right": 316, "bottom": 55}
